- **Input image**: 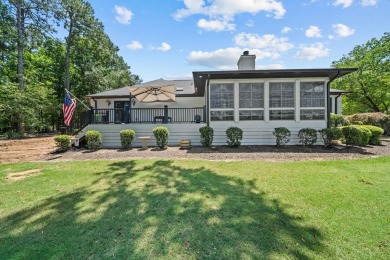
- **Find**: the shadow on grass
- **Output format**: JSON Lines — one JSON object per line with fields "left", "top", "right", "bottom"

{"left": 0, "top": 160, "right": 324, "bottom": 259}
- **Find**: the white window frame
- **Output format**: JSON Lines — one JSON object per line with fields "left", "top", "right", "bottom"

{"left": 299, "top": 80, "right": 326, "bottom": 121}
{"left": 268, "top": 81, "right": 296, "bottom": 121}
{"left": 238, "top": 82, "right": 265, "bottom": 121}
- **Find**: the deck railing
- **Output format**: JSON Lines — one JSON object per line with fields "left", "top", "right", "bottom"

{"left": 78, "top": 106, "right": 206, "bottom": 126}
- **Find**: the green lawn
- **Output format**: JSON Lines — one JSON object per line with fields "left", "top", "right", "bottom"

{"left": 0, "top": 157, "right": 389, "bottom": 259}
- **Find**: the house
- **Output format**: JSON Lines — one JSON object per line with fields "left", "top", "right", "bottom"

{"left": 77, "top": 51, "right": 355, "bottom": 147}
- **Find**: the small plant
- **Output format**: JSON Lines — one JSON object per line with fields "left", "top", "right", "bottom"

{"left": 319, "top": 127, "right": 343, "bottom": 147}
{"left": 356, "top": 126, "right": 372, "bottom": 146}
{"left": 4, "top": 131, "right": 21, "bottom": 139}
{"left": 273, "top": 127, "right": 291, "bottom": 147}
{"left": 199, "top": 126, "right": 214, "bottom": 147}
{"left": 298, "top": 128, "right": 318, "bottom": 147}
{"left": 153, "top": 126, "right": 169, "bottom": 149}
{"left": 226, "top": 127, "right": 243, "bottom": 148}
{"left": 54, "top": 135, "right": 71, "bottom": 151}
{"left": 85, "top": 130, "right": 102, "bottom": 150}
{"left": 341, "top": 126, "right": 363, "bottom": 147}
{"left": 360, "top": 125, "right": 384, "bottom": 145}
{"left": 120, "top": 129, "right": 136, "bottom": 149}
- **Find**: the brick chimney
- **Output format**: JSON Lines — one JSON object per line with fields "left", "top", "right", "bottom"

{"left": 237, "top": 51, "right": 256, "bottom": 70}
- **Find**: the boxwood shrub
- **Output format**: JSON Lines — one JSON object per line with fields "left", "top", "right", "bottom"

{"left": 226, "top": 126, "right": 243, "bottom": 148}
{"left": 319, "top": 127, "right": 343, "bottom": 147}
{"left": 153, "top": 126, "right": 169, "bottom": 149}
{"left": 86, "top": 130, "right": 102, "bottom": 150}
{"left": 340, "top": 126, "right": 363, "bottom": 146}
{"left": 298, "top": 128, "right": 318, "bottom": 147}
{"left": 120, "top": 129, "right": 136, "bottom": 149}
{"left": 199, "top": 126, "right": 214, "bottom": 147}
{"left": 360, "top": 125, "right": 384, "bottom": 145}
{"left": 54, "top": 135, "right": 71, "bottom": 151}
{"left": 273, "top": 127, "right": 291, "bottom": 147}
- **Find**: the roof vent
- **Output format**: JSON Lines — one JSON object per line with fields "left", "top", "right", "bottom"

{"left": 237, "top": 51, "right": 256, "bottom": 70}
{"left": 176, "top": 87, "right": 184, "bottom": 91}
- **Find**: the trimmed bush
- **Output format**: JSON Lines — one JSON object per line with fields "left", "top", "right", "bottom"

{"left": 344, "top": 113, "right": 390, "bottom": 135}
{"left": 120, "top": 129, "right": 136, "bottom": 149}
{"left": 199, "top": 126, "right": 214, "bottom": 147}
{"left": 298, "top": 128, "right": 318, "bottom": 147}
{"left": 153, "top": 126, "right": 169, "bottom": 149}
{"left": 357, "top": 126, "right": 371, "bottom": 146}
{"left": 273, "top": 127, "right": 291, "bottom": 147}
{"left": 319, "top": 127, "right": 343, "bottom": 147}
{"left": 85, "top": 130, "right": 102, "bottom": 150}
{"left": 54, "top": 135, "right": 71, "bottom": 151}
{"left": 340, "top": 126, "right": 363, "bottom": 146}
{"left": 226, "top": 126, "right": 243, "bottom": 148}
{"left": 360, "top": 125, "right": 384, "bottom": 145}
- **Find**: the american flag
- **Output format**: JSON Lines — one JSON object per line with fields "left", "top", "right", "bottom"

{"left": 63, "top": 90, "right": 76, "bottom": 126}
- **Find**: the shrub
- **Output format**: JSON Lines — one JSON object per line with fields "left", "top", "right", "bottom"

{"left": 273, "top": 127, "right": 291, "bottom": 147}
{"left": 120, "top": 129, "right": 136, "bottom": 149}
{"left": 344, "top": 113, "right": 390, "bottom": 135}
{"left": 356, "top": 126, "right": 371, "bottom": 146}
{"left": 360, "top": 125, "right": 384, "bottom": 145}
{"left": 330, "top": 113, "right": 344, "bottom": 127}
{"left": 85, "top": 130, "right": 102, "bottom": 150}
{"left": 153, "top": 126, "right": 169, "bottom": 149}
{"left": 319, "top": 127, "right": 343, "bottom": 147}
{"left": 340, "top": 126, "right": 363, "bottom": 146}
{"left": 54, "top": 135, "right": 71, "bottom": 150}
{"left": 4, "top": 131, "right": 21, "bottom": 139}
{"left": 199, "top": 126, "right": 214, "bottom": 147}
{"left": 298, "top": 128, "right": 318, "bottom": 147}
{"left": 226, "top": 126, "right": 243, "bottom": 148}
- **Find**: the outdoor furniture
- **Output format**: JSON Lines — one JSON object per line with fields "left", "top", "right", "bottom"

{"left": 153, "top": 116, "right": 172, "bottom": 123}
{"left": 139, "top": 136, "right": 150, "bottom": 149}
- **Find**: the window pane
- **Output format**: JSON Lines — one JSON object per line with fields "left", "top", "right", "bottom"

{"left": 239, "top": 110, "right": 264, "bottom": 121}
{"left": 210, "top": 83, "right": 234, "bottom": 109}
{"left": 270, "top": 82, "right": 295, "bottom": 108}
{"left": 300, "top": 82, "right": 325, "bottom": 107}
{"left": 300, "top": 109, "right": 325, "bottom": 120}
{"left": 270, "top": 110, "right": 295, "bottom": 120}
{"left": 210, "top": 111, "right": 234, "bottom": 121}
{"left": 239, "top": 83, "right": 264, "bottom": 108}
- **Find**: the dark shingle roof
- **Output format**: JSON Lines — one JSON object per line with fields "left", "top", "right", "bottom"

{"left": 86, "top": 79, "right": 195, "bottom": 98}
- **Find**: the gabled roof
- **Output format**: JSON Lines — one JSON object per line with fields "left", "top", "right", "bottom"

{"left": 86, "top": 79, "right": 195, "bottom": 98}
{"left": 192, "top": 68, "right": 357, "bottom": 96}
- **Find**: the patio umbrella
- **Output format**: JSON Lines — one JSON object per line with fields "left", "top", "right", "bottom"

{"left": 128, "top": 85, "right": 176, "bottom": 102}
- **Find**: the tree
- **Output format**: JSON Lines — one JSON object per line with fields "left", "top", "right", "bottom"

{"left": 332, "top": 33, "right": 390, "bottom": 114}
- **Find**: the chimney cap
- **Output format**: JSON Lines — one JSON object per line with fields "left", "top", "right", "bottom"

{"left": 243, "top": 50, "right": 249, "bottom": 55}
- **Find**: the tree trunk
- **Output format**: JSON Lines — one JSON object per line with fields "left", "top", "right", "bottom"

{"left": 16, "top": 0, "right": 25, "bottom": 135}
{"left": 359, "top": 81, "right": 381, "bottom": 112}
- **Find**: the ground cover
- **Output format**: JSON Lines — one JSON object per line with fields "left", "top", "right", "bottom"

{"left": 0, "top": 158, "right": 389, "bottom": 259}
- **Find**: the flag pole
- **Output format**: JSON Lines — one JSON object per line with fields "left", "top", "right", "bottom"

{"left": 65, "top": 89, "right": 91, "bottom": 110}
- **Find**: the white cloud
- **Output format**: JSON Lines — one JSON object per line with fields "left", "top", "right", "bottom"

{"left": 294, "top": 43, "right": 329, "bottom": 60}
{"left": 281, "top": 26, "right": 292, "bottom": 34}
{"left": 246, "top": 20, "right": 254, "bottom": 27}
{"left": 234, "top": 33, "right": 294, "bottom": 52}
{"left": 332, "top": 23, "right": 355, "bottom": 37}
{"left": 332, "top": 0, "right": 353, "bottom": 8}
{"left": 328, "top": 35, "right": 335, "bottom": 39}
{"left": 361, "top": 0, "right": 377, "bottom": 6}
{"left": 126, "top": 41, "right": 143, "bottom": 50}
{"left": 174, "top": 0, "right": 286, "bottom": 20}
{"left": 197, "top": 18, "right": 235, "bottom": 31}
{"left": 114, "top": 6, "right": 133, "bottom": 25}
{"left": 188, "top": 47, "right": 281, "bottom": 70}
{"left": 305, "top": 25, "right": 322, "bottom": 38}
{"left": 155, "top": 42, "right": 171, "bottom": 52}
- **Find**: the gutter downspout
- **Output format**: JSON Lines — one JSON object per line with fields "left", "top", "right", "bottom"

{"left": 206, "top": 74, "right": 210, "bottom": 127}
{"left": 334, "top": 93, "right": 342, "bottom": 115}
{"left": 327, "top": 71, "right": 341, "bottom": 128}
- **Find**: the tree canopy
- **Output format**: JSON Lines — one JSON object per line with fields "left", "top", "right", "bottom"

{"left": 0, "top": 0, "right": 141, "bottom": 134}
{"left": 332, "top": 32, "right": 390, "bottom": 114}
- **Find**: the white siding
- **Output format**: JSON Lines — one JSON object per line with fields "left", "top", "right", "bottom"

{"left": 78, "top": 123, "right": 206, "bottom": 148}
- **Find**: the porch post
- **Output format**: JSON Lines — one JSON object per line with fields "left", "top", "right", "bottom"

{"left": 164, "top": 105, "right": 168, "bottom": 124}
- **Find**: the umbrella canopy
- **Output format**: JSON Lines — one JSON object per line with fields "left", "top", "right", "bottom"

{"left": 128, "top": 85, "right": 176, "bottom": 102}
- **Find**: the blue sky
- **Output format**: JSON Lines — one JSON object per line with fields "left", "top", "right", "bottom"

{"left": 88, "top": 0, "right": 389, "bottom": 82}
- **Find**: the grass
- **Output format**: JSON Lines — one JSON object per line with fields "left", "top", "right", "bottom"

{"left": 0, "top": 157, "right": 389, "bottom": 259}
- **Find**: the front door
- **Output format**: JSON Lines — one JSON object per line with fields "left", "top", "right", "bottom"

{"left": 114, "top": 101, "right": 130, "bottom": 123}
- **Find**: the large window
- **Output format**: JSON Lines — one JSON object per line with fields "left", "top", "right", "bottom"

{"left": 210, "top": 83, "right": 234, "bottom": 121}
{"left": 300, "top": 82, "right": 325, "bottom": 120}
{"left": 239, "top": 83, "right": 264, "bottom": 120}
{"left": 269, "top": 82, "right": 295, "bottom": 120}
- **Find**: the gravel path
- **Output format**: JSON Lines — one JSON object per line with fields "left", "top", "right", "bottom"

{"left": 44, "top": 138, "right": 390, "bottom": 163}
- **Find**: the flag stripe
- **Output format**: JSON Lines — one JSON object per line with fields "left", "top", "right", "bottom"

{"left": 63, "top": 91, "right": 76, "bottom": 126}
